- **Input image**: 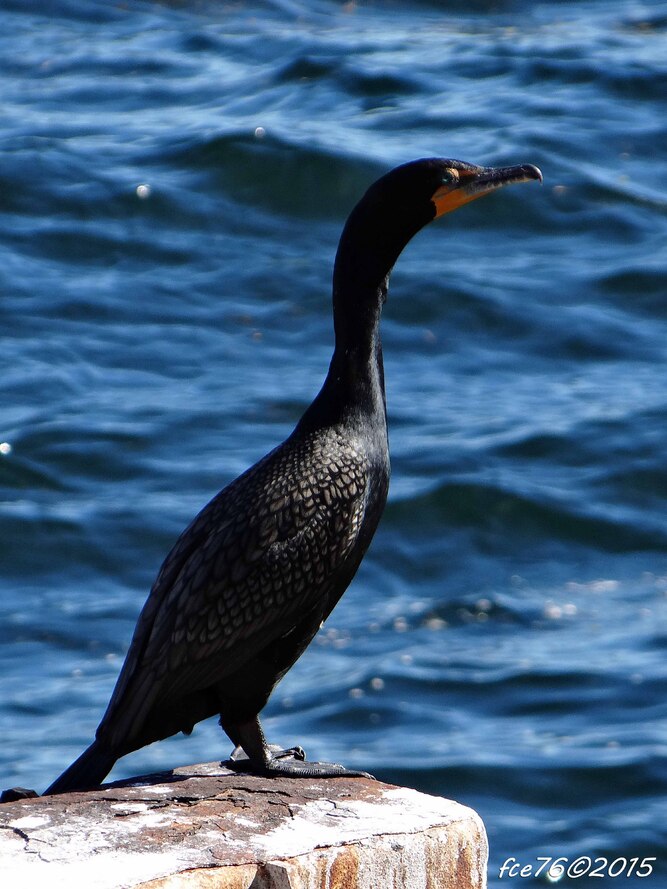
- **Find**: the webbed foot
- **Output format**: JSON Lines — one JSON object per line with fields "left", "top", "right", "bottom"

{"left": 229, "top": 747, "right": 373, "bottom": 779}
{"left": 222, "top": 717, "right": 373, "bottom": 779}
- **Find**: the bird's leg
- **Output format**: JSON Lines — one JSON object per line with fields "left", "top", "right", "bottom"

{"left": 222, "top": 714, "right": 305, "bottom": 765}
{"left": 221, "top": 715, "right": 373, "bottom": 779}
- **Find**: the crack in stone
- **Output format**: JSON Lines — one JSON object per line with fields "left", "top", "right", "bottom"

{"left": 0, "top": 823, "right": 48, "bottom": 858}
{"left": 1, "top": 824, "right": 30, "bottom": 845}
{"left": 112, "top": 801, "right": 170, "bottom": 818}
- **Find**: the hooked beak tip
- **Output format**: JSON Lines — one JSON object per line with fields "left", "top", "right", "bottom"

{"left": 523, "top": 164, "right": 543, "bottom": 184}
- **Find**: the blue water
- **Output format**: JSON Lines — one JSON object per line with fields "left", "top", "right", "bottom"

{"left": 2, "top": 0, "right": 667, "bottom": 884}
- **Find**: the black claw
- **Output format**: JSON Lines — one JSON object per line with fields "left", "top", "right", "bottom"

{"left": 273, "top": 745, "right": 306, "bottom": 761}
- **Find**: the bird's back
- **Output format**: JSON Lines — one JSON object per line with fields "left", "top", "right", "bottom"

{"left": 96, "top": 419, "right": 389, "bottom": 755}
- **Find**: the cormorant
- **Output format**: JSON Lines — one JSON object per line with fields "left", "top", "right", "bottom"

{"left": 45, "top": 157, "right": 541, "bottom": 794}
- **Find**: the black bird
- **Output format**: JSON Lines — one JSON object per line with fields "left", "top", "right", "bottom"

{"left": 45, "top": 157, "right": 542, "bottom": 794}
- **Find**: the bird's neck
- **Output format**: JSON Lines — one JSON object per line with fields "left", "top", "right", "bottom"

{"left": 298, "top": 278, "right": 388, "bottom": 436}
{"left": 331, "top": 286, "right": 387, "bottom": 419}
{"left": 297, "top": 193, "right": 418, "bottom": 436}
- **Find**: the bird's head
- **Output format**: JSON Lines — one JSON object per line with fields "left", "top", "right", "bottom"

{"left": 334, "top": 157, "right": 542, "bottom": 299}
{"left": 322, "top": 155, "right": 545, "bottom": 414}
{"left": 359, "top": 157, "right": 543, "bottom": 227}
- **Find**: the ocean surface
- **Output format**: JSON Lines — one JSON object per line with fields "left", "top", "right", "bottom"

{"left": 2, "top": 0, "right": 666, "bottom": 884}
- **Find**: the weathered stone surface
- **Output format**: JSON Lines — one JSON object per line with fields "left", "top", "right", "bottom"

{"left": 0, "top": 761, "right": 487, "bottom": 888}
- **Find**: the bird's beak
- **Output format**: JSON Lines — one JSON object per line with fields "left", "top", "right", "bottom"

{"left": 432, "top": 163, "right": 543, "bottom": 218}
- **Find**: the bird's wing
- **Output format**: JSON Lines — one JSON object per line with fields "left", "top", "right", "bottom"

{"left": 98, "top": 430, "right": 371, "bottom": 744}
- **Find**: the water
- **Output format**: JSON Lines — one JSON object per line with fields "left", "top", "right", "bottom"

{"left": 2, "top": 0, "right": 667, "bottom": 884}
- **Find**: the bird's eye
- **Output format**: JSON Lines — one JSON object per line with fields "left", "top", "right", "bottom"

{"left": 441, "top": 169, "right": 458, "bottom": 186}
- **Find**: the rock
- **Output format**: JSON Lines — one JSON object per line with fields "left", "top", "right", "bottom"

{"left": 0, "top": 761, "right": 487, "bottom": 888}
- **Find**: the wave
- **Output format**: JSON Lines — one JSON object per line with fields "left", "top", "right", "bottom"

{"left": 385, "top": 478, "right": 667, "bottom": 553}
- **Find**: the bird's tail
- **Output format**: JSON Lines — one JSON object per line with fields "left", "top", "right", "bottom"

{"left": 44, "top": 740, "right": 116, "bottom": 796}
